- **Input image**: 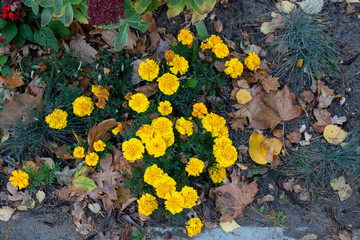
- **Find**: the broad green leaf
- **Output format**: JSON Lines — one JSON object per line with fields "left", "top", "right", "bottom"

{"left": 1, "top": 65, "right": 13, "bottom": 76}
{"left": 195, "top": 20, "right": 209, "bottom": 40}
{"left": 167, "top": 0, "right": 185, "bottom": 18}
{"left": 19, "top": 24, "right": 34, "bottom": 41}
{"left": 134, "top": 0, "right": 151, "bottom": 14}
{"left": 73, "top": 8, "right": 88, "bottom": 24}
{"left": 32, "top": 0, "right": 39, "bottom": 15}
{"left": 101, "top": 22, "right": 124, "bottom": 30}
{"left": 34, "top": 27, "right": 58, "bottom": 51}
{"left": 144, "top": 1, "right": 161, "bottom": 12}
{"left": 53, "top": 0, "right": 63, "bottom": 12}
{"left": 14, "top": 34, "right": 25, "bottom": 47}
{"left": 39, "top": 0, "right": 54, "bottom": 8}
{"left": 114, "top": 24, "right": 129, "bottom": 51}
{"left": 69, "top": 0, "right": 83, "bottom": 4}
{"left": 72, "top": 176, "right": 97, "bottom": 192}
{"left": 78, "top": 3, "right": 88, "bottom": 17}
{"left": 63, "top": 2, "right": 74, "bottom": 26}
{"left": 41, "top": 9, "right": 52, "bottom": 26}
{"left": 0, "top": 19, "right": 7, "bottom": 30}
{"left": 127, "top": 15, "right": 150, "bottom": 32}
{"left": 183, "top": 78, "right": 197, "bottom": 88}
{"left": 48, "top": 20, "right": 70, "bottom": 38}
{"left": 0, "top": 55, "right": 8, "bottom": 65}
{"left": 1, "top": 24, "right": 17, "bottom": 45}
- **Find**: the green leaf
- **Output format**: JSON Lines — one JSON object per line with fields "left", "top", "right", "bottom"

{"left": 268, "top": 216, "right": 275, "bottom": 220}
{"left": 53, "top": 0, "right": 63, "bottom": 12}
{"left": 167, "top": 0, "right": 185, "bottom": 18}
{"left": 19, "top": 24, "right": 34, "bottom": 41}
{"left": 1, "top": 65, "right": 12, "bottom": 76}
{"left": 14, "top": 34, "right": 26, "bottom": 47}
{"left": 32, "top": 0, "right": 39, "bottom": 15}
{"left": 144, "top": 1, "right": 161, "bottom": 12}
{"left": 34, "top": 27, "right": 58, "bottom": 51}
{"left": 41, "top": 8, "right": 52, "bottom": 26}
{"left": 39, "top": 0, "right": 54, "bottom": 8}
{"left": 0, "top": 55, "right": 8, "bottom": 65}
{"left": 73, "top": 8, "right": 88, "bottom": 24}
{"left": 69, "top": 0, "right": 83, "bottom": 4}
{"left": 183, "top": 78, "right": 197, "bottom": 88}
{"left": 279, "top": 193, "right": 285, "bottom": 199}
{"left": 78, "top": 3, "right": 88, "bottom": 17}
{"left": 74, "top": 166, "right": 92, "bottom": 178}
{"left": 1, "top": 24, "right": 18, "bottom": 45}
{"left": 114, "top": 24, "right": 129, "bottom": 51}
{"left": 72, "top": 176, "right": 97, "bottom": 192}
{"left": 259, "top": 205, "right": 265, "bottom": 212}
{"left": 48, "top": 20, "right": 70, "bottom": 38}
{"left": 134, "top": 0, "right": 151, "bottom": 14}
{"left": 0, "top": 19, "right": 7, "bottom": 30}
{"left": 63, "top": 2, "right": 74, "bottom": 27}
{"left": 195, "top": 20, "right": 209, "bottom": 40}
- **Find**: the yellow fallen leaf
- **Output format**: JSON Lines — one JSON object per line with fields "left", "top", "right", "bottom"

{"left": 220, "top": 220, "right": 241, "bottom": 232}
{"left": 36, "top": 190, "right": 45, "bottom": 203}
{"left": 346, "top": 0, "right": 359, "bottom": 4}
{"left": 263, "top": 137, "right": 283, "bottom": 155}
{"left": 249, "top": 132, "right": 267, "bottom": 165}
{"left": 236, "top": 89, "right": 252, "bottom": 104}
{"left": 296, "top": 59, "right": 304, "bottom": 68}
{"left": 275, "top": 1, "right": 296, "bottom": 13}
{"left": 0, "top": 206, "right": 15, "bottom": 221}
{"left": 323, "top": 125, "right": 348, "bottom": 144}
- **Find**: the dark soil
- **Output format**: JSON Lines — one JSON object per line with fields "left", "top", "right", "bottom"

{"left": 1, "top": 1, "right": 360, "bottom": 240}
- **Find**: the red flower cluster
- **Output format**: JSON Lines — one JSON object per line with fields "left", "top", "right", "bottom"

{"left": 87, "top": 0, "right": 126, "bottom": 26}
{"left": 2, "top": 5, "right": 22, "bottom": 21}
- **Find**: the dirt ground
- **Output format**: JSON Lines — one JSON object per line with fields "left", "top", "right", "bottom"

{"left": 1, "top": 1, "right": 360, "bottom": 239}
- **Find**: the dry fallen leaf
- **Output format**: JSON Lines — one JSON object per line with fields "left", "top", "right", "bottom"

{"left": 213, "top": 172, "right": 258, "bottom": 222}
{"left": 262, "top": 76, "right": 280, "bottom": 93}
{"left": 260, "top": 13, "right": 285, "bottom": 34}
{"left": 330, "top": 176, "right": 353, "bottom": 201}
{"left": 299, "top": 233, "right": 318, "bottom": 240}
{"left": 88, "top": 119, "right": 119, "bottom": 152}
{"left": 0, "top": 68, "right": 24, "bottom": 88}
{"left": 313, "top": 108, "right": 331, "bottom": 126}
{"left": 214, "top": 20, "right": 223, "bottom": 33}
{"left": 286, "top": 131, "right": 302, "bottom": 144}
{"left": 0, "top": 206, "right": 15, "bottom": 221}
{"left": 70, "top": 34, "right": 97, "bottom": 63}
{"left": 236, "top": 89, "right": 252, "bottom": 104}
{"left": 249, "top": 132, "right": 267, "bottom": 165}
{"left": 135, "top": 83, "right": 158, "bottom": 97}
{"left": 276, "top": 1, "right": 296, "bottom": 13}
{"left": 297, "top": 0, "right": 324, "bottom": 14}
{"left": 219, "top": 221, "right": 241, "bottom": 232}
{"left": 331, "top": 115, "right": 347, "bottom": 125}
{"left": 323, "top": 125, "right": 348, "bottom": 144}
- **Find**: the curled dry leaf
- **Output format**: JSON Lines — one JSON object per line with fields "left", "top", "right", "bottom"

{"left": 260, "top": 13, "right": 285, "bottom": 34}
{"left": 88, "top": 119, "right": 119, "bottom": 153}
{"left": 219, "top": 221, "right": 241, "bottom": 233}
{"left": 323, "top": 125, "right": 348, "bottom": 144}
{"left": 135, "top": 83, "right": 158, "bottom": 97}
{"left": 213, "top": 172, "right": 258, "bottom": 222}
{"left": 131, "top": 59, "right": 143, "bottom": 85}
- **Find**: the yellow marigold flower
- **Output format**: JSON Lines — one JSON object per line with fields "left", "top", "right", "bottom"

{"left": 185, "top": 158, "right": 205, "bottom": 177}
{"left": 186, "top": 218, "right": 203, "bottom": 237}
{"left": 181, "top": 186, "right": 199, "bottom": 209}
{"left": 91, "top": 85, "right": 109, "bottom": 100}
{"left": 169, "top": 54, "right": 189, "bottom": 75}
{"left": 85, "top": 152, "right": 99, "bottom": 166}
{"left": 192, "top": 103, "right": 208, "bottom": 118}
{"left": 201, "top": 35, "right": 223, "bottom": 50}
{"left": 213, "top": 136, "right": 233, "bottom": 152}
{"left": 157, "top": 73, "right": 180, "bottom": 95}
{"left": 73, "top": 96, "right": 94, "bottom": 117}
{"left": 91, "top": 85, "right": 102, "bottom": 96}
{"left": 212, "top": 43, "right": 229, "bottom": 59}
{"left": 164, "top": 191, "right": 184, "bottom": 215}
{"left": 208, "top": 164, "right": 226, "bottom": 183}
{"left": 165, "top": 50, "right": 175, "bottom": 62}
{"left": 158, "top": 100, "right": 172, "bottom": 116}
{"left": 146, "top": 137, "right": 167, "bottom": 158}
{"left": 9, "top": 170, "right": 29, "bottom": 190}
{"left": 177, "top": 29, "right": 193, "bottom": 46}
{"left": 122, "top": 138, "right": 145, "bottom": 162}
{"left": 244, "top": 52, "right": 261, "bottom": 71}
{"left": 73, "top": 146, "right": 85, "bottom": 159}
{"left": 112, "top": 123, "right": 123, "bottom": 135}
{"left": 93, "top": 139, "right": 106, "bottom": 152}
{"left": 136, "top": 124, "right": 155, "bottom": 144}
{"left": 129, "top": 93, "right": 150, "bottom": 113}
{"left": 138, "top": 59, "right": 159, "bottom": 81}
{"left": 153, "top": 174, "right": 177, "bottom": 199}
{"left": 163, "top": 133, "right": 175, "bottom": 147}
{"left": 144, "top": 164, "right": 164, "bottom": 186}
{"left": 175, "top": 117, "right": 193, "bottom": 137}
{"left": 151, "top": 117, "right": 174, "bottom": 138}
{"left": 45, "top": 109, "right": 68, "bottom": 129}
{"left": 218, "top": 125, "right": 229, "bottom": 138}
{"left": 137, "top": 193, "right": 158, "bottom": 216}
{"left": 202, "top": 113, "right": 227, "bottom": 137}
{"left": 213, "top": 144, "right": 237, "bottom": 168}
{"left": 225, "top": 58, "right": 244, "bottom": 78}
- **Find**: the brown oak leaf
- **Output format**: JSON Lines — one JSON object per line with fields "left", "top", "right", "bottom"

{"left": 261, "top": 75, "right": 280, "bottom": 93}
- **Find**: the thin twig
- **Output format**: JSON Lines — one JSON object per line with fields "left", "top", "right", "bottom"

{"left": 124, "top": 215, "right": 146, "bottom": 234}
